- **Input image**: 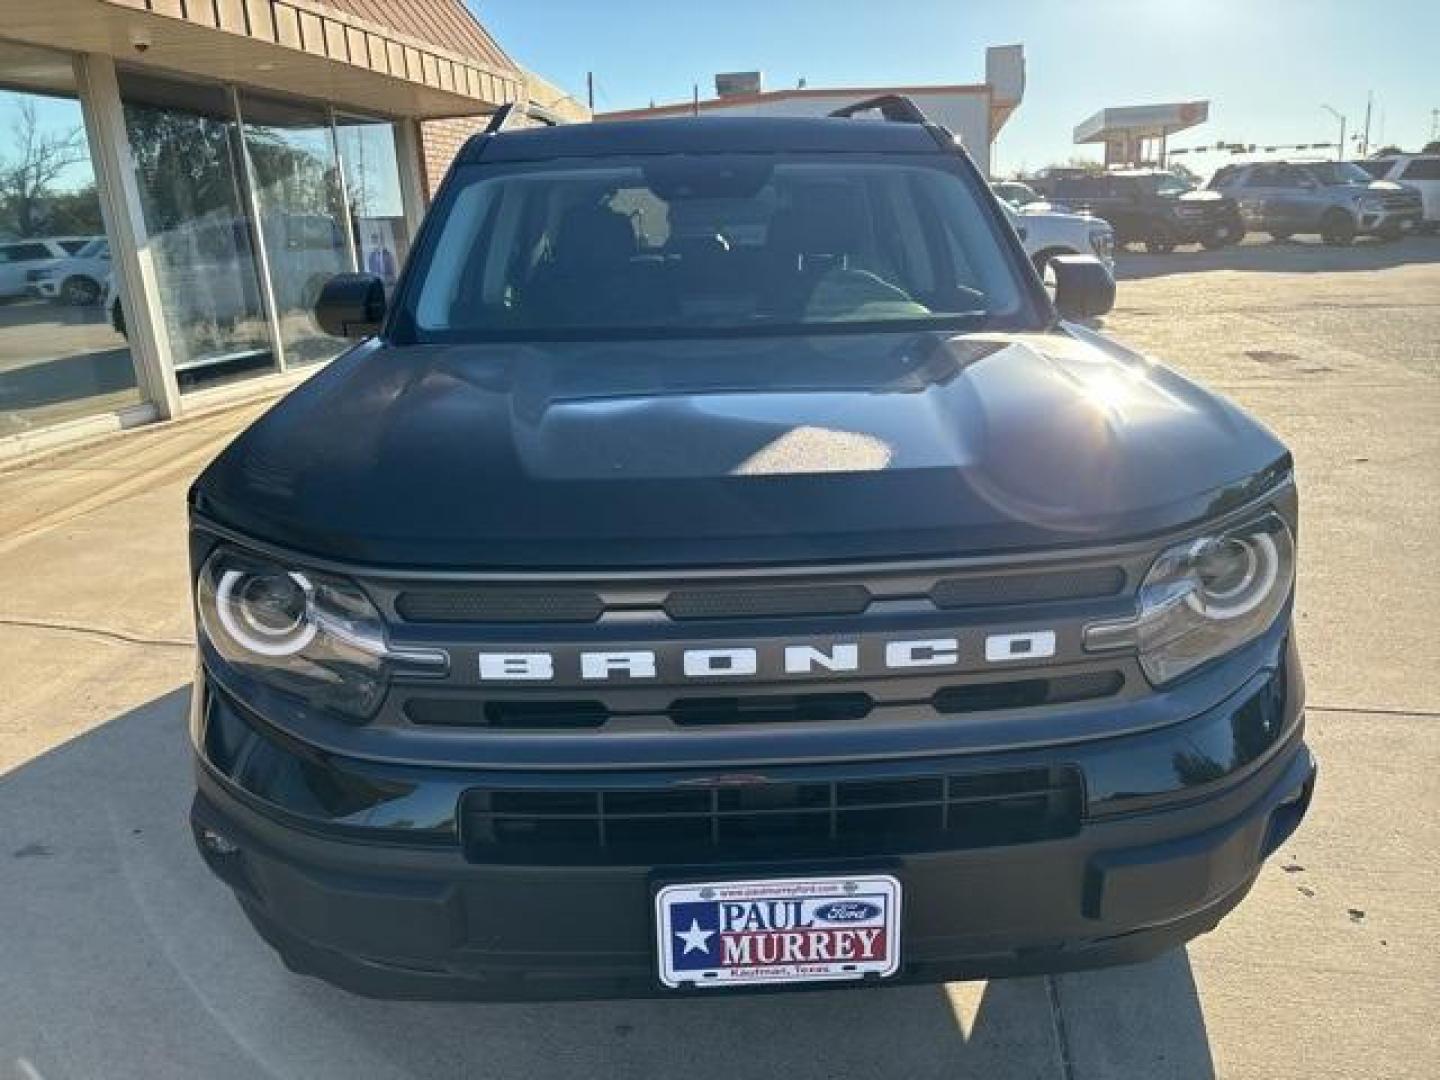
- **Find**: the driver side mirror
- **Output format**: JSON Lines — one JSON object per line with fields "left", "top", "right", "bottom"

{"left": 314, "top": 272, "right": 386, "bottom": 339}
{"left": 1050, "top": 255, "right": 1115, "bottom": 320}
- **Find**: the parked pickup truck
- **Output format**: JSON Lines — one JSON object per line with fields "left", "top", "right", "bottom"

{"left": 185, "top": 100, "right": 1314, "bottom": 1000}
{"left": 1209, "top": 160, "right": 1424, "bottom": 243}
{"left": 994, "top": 192, "right": 1115, "bottom": 277}
{"left": 1032, "top": 169, "right": 1244, "bottom": 253}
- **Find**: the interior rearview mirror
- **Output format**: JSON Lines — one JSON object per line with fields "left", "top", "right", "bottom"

{"left": 1050, "top": 254, "right": 1115, "bottom": 320}
{"left": 314, "top": 273, "right": 386, "bottom": 339}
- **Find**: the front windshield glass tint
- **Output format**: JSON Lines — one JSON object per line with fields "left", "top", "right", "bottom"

{"left": 1307, "top": 162, "right": 1374, "bottom": 185}
{"left": 1153, "top": 174, "right": 1192, "bottom": 196}
{"left": 995, "top": 182, "right": 1038, "bottom": 206}
{"left": 411, "top": 156, "right": 1023, "bottom": 338}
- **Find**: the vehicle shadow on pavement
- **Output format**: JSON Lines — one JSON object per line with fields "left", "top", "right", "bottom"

{"left": 1114, "top": 234, "right": 1438, "bottom": 281}
{"left": 1, "top": 688, "right": 1216, "bottom": 1080}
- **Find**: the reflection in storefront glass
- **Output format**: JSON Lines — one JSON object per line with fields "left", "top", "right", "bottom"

{"left": 120, "top": 74, "right": 275, "bottom": 391}
{"left": 335, "top": 117, "right": 411, "bottom": 292}
{"left": 0, "top": 44, "right": 140, "bottom": 438}
{"left": 241, "top": 94, "right": 351, "bottom": 368}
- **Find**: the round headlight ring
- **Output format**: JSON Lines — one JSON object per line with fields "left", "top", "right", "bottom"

{"left": 215, "top": 568, "right": 318, "bottom": 657}
{"left": 1184, "top": 531, "right": 1279, "bottom": 620}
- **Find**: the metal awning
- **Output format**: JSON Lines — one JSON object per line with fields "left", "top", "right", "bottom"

{"left": 3, "top": 0, "right": 522, "bottom": 118}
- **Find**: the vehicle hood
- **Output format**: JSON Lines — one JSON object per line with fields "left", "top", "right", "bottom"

{"left": 1177, "top": 190, "right": 1234, "bottom": 208}
{"left": 1020, "top": 206, "right": 1107, "bottom": 228}
{"left": 1342, "top": 180, "right": 1410, "bottom": 196}
{"left": 192, "top": 330, "right": 1290, "bottom": 569}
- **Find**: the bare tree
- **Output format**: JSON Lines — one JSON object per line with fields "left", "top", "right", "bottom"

{"left": 0, "top": 99, "right": 88, "bottom": 237}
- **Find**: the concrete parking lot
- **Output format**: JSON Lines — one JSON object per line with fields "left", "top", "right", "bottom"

{"left": 1, "top": 236, "right": 1436, "bottom": 1079}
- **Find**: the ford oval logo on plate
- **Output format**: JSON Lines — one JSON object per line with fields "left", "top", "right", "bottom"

{"left": 815, "top": 901, "right": 882, "bottom": 923}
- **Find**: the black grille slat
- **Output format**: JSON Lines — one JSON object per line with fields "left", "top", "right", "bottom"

{"left": 930, "top": 566, "right": 1125, "bottom": 609}
{"left": 664, "top": 584, "right": 872, "bottom": 620}
{"left": 670, "top": 693, "right": 873, "bottom": 726}
{"left": 395, "top": 589, "right": 604, "bottom": 624}
{"left": 460, "top": 767, "right": 1081, "bottom": 865}
{"left": 406, "top": 699, "right": 610, "bottom": 729}
{"left": 933, "top": 671, "right": 1123, "bottom": 715}
{"left": 405, "top": 674, "right": 1122, "bottom": 731}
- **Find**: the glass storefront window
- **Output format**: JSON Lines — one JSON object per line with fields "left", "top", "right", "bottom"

{"left": 240, "top": 94, "right": 351, "bottom": 368}
{"left": 335, "top": 115, "right": 412, "bottom": 290}
{"left": 0, "top": 43, "right": 139, "bottom": 438}
{"left": 118, "top": 71, "right": 276, "bottom": 392}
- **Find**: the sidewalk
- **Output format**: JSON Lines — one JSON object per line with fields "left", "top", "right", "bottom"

{"left": 0, "top": 400, "right": 267, "bottom": 772}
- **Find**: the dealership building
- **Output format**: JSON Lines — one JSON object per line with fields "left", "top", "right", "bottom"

{"left": 0, "top": 0, "right": 584, "bottom": 460}
{"left": 598, "top": 45, "right": 1026, "bottom": 180}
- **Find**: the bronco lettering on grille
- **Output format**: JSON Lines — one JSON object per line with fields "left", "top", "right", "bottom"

{"left": 475, "top": 632, "right": 1058, "bottom": 683}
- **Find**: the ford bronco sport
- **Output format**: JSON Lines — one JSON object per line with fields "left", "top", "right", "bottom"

{"left": 187, "top": 99, "right": 1314, "bottom": 999}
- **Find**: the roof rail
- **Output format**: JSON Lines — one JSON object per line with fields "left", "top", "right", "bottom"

{"left": 829, "top": 94, "right": 930, "bottom": 125}
{"left": 482, "top": 101, "right": 560, "bottom": 136}
{"left": 482, "top": 103, "right": 518, "bottom": 135}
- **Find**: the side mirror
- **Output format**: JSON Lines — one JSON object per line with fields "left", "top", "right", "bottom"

{"left": 314, "top": 272, "right": 386, "bottom": 339}
{"left": 1050, "top": 254, "right": 1115, "bottom": 320}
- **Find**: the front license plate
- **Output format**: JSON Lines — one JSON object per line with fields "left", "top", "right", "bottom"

{"left": 655, "top": 875, "right": 901, "bottom": 989}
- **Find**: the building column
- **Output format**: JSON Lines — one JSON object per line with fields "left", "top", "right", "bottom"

{"left": 72, "top": 53, "right": 182, "bottom": 421}
{"left": 394, "top": 118, "right": 430, "bottom": 233}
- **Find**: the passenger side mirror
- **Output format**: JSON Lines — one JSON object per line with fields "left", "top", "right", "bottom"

{"left": 1050, "top": 255, "right": 1115, "bottom": 320}
{"left": 314, "top": 273, "right": 386, "bottom": 339}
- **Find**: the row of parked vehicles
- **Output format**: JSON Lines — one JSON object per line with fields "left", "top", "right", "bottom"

{"left": 994, "top": 154, "right": 1437, "bottom": 254}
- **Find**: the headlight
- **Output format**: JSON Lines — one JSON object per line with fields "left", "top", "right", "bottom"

{"left": 1358, "top": 196, "right": 1384, "bottom": 212}
{"left": 1089, "top": 229, "right": 1114, "bottom": 259}
{"left": 196, "top": 548, "right": 442, "bottom": 719}
{"left": 1085, "top": 514, "right": 1295, "bottom": 686}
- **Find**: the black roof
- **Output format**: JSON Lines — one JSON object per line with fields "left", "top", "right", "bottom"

{"left": 460, "top": 115, "right": 948, "bottom": 165}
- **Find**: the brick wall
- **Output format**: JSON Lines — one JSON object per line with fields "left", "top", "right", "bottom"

{"left": 419, "top": 116, "right": 490, "bottom": 197}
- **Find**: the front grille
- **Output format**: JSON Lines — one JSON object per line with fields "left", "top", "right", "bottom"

{"left": 459, "top": 765, "right": 1083, "bottom": 865}
{"left": 391, "top": 564, "right": 1128, "bottom": 625}
{"left": 664, "top": 583, "right": 871, "bottom": 620}
{"left": 404, "top": 671, "right": 1124, "bottom": 730}
{"left": 931, "top": 566, "right": 1124, "bottom": 608}
{"left": 395, "top": 588, "right": 604, "bottom": 623}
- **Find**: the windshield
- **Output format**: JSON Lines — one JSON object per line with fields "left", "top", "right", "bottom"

{"left": 1153, "top": 174, "right": 1193, "bottom": 196}
{"left": 75, "top": 238, "right": 107, "bottom": 258}
{"left": 1306, "top": 162, "right": 1375, "bottom": 185}
{"left": 994, "top": 181, "right": 1039, "bottom": 206}
{"left": 404, "top": 154, "right": 1029, "bottom": 340}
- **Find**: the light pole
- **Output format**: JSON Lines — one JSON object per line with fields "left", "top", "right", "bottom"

{"left": 1321, "top": 104, "right": 1346, "bottom": 161}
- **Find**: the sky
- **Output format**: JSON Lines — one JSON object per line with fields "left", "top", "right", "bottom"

{"left": 473, "top": 0, "right": 1439, "bottom": 180}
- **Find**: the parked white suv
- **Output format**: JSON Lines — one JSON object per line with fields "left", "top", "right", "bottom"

{"left": 1353, "top": 155, "right": 1440, "bottom": 232}
{"left": 30, "top": 236, "right": 110, "bottom": 304}
{"left": 997, "top": 198, "right": 1115, "bottom": 277}
{"left": 0, "top": 236, "right": 94, "bottom": 299}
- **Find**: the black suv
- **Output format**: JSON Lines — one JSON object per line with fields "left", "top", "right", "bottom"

{"left": 1036, "top": 169, "right": 1245, "bottom": 252}
{"left": 187, "top": 101, "right": 1313, "bottom": 1000}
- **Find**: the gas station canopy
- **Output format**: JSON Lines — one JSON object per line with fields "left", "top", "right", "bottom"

{"left": 1075, "top": 101, "right": 1210, "bottom": 165}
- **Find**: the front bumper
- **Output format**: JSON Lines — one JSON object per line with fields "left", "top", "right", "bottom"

{"left": 189, "top": 631, "right": 1314, "bottom": 1000}
{"left": 1174, "top": 208, "right": 1244, "bottom": 244}
{"left": 1359, "top": 207, "right": 1422, "bottom": 235}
